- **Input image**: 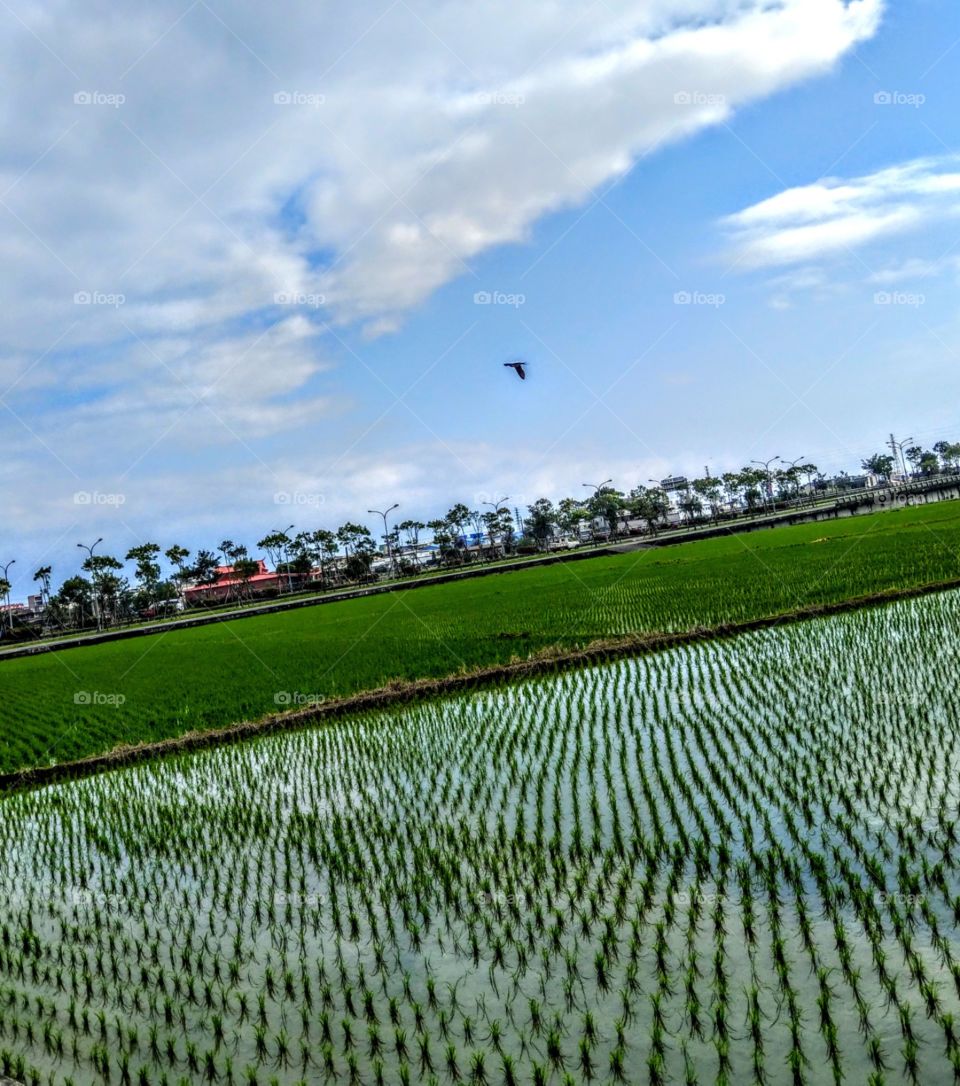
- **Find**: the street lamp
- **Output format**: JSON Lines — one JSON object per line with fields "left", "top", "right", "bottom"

{"left": 368, "top": 503, "right": 400, "bottom": 576}
{"left": 583, "top": 479, "right": 613, "bottom": 542}
{"left": 0, "top": 559, "right": 14, "bottom": 633}
{"left": 781, "top": 456, "right": 806, "bottom": 504}
{"left": 750, "top": 457, "right": 781, "bottom": 512}
{"left": 273, "top": 523, "right": 295, "bottom": 593}
{"left": 77, "top": 538, "right": 104, "bottom": 630}
{"left": 892, "top": 436, "right": 913, "bottom": 482}
{"left": 481, "top": 497, "right": 510, "bottom": 558}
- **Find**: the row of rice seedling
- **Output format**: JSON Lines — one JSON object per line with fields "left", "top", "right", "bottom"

{"left": 3, "top": 500, "right": 960, "bottom": 776}
{"left": 1, "top": 588, "right": 960, "bottom": 1083}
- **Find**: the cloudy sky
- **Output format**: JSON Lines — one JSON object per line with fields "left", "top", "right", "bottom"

{"left": 3, "top": 0, "right": 960, "bottom": 594}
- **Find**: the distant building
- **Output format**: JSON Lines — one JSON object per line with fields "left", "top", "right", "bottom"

{"left": 184, "top": 560, "right": 284, "bottom": 604}
{"left": 660, "top": 476, "right": 689, "bottom": 492}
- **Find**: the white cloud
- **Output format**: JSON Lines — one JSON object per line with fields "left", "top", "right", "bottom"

{"left": 0, "top": 0, "right": 881, "bottom": 353}
{"left": 0, "top": 0, "right": 884, "bottom": 582}
{"left": 868, "top": 255, "right": 960, "bottom": 284}
{"left": 724, "top": 155, "right": 960, "bottom": 268}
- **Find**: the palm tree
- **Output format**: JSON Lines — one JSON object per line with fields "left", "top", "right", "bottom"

{"left": 480, "top": 511, "right": 501, "bottom": 557}
{"left": 310, "top": 529, "right": 339, "bottom": 587}
{"left": 191, "top": 550, "right": 220, "bottom": 585}
{"left": 164, "top": 546, "right": 191, "bottom": 605}
{"left": 126, "top": 543, "right": 162, "bottom": 605}
{"left": 397, "top": 520, "right": 425, "bottom": 571}
{"left": 0, "top": 578, "right": 11, "bottom": 633}
{"left": 55, "top": 576, "right": 94, "bottom": 629}
{"left": 525, "top": 499, "right": 557, "bottom": 550}
{"left": 257, "top": 530, "right": 294, "bottom": 592}
{"left": 468, "top": 510, "right": 487, "bottom": 560}
{"left": 337, "top": 524, "right": 375, "bottom": 581}
{"left": 445, "top": 504, "right": 471, "bottom": 559}
{"left": 80, "top": 553, "right": 123, "bottom": 629}
{"left": 630, "top": 486, "right": 668, "bottom": 536}
{"left": 33, "top": 565, "right": 53, "bottom": 609}
{"left": 231, "top": 558, "right": 260, "bottom": 601}
{"left": 427, "top": 519, "right": 455, "bottom": 565}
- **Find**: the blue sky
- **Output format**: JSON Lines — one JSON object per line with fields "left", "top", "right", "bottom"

{"left": 3, "top": 0, "right": 960, "bottom": 597}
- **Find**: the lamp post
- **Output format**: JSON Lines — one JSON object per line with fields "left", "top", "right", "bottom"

{"left": 750, "top": 457, "right": 781, "bottom": 512}
{"left": 368, "top": 503, "right": 400, "bottom": 576}
{"left": 583, "top": 479, "right": 613, "bottom": 542}
{"left": 781, "top": 455, "right": 806, "bottom": 504}
{"left": 273, "top": 523, "right": 295, "bottom": 593}
{"left": 890, "top": 436, "right": 913, "bottom": 483}
{"left": 1, "top": 559, "right": 14, "bottom": 633}
{"left": 481, "top": 497, "right": 510, "bottom": 558}
{"left": 77, "top": 538, "right": 103, "bottom": 630}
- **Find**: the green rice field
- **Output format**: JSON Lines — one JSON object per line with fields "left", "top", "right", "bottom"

{"left": 2, "top": 500, "right": 960, "bottom": 775}
{"left": 1, "top": 588, "right": 959, "bottom": 1084}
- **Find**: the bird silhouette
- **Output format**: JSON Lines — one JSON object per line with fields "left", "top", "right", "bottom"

{"left": 504, "top": 361, "right": 527, "bottom": 380}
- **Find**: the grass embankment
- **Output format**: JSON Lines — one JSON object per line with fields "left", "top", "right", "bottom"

{"left": 2, "top": 500, "right": 959, "bottom": 775}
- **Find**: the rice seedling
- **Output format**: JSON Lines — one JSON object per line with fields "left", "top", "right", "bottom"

{"left": 1, "top": 590, "right": 960, "bottom": 1082}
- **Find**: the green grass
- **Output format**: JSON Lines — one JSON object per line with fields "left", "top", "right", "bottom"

{"left": 3, "top": 499, "right": 960, "bottom": 774}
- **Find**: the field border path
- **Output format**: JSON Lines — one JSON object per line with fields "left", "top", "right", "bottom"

{"left": 4, "top": 575, "right": 960, "bottom": 794}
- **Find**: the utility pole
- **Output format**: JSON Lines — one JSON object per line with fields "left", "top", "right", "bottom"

{"left": 887, "top": 433, "right": 913, "bottom": 483}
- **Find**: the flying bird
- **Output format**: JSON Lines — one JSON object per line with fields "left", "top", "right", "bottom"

{"left": 504, "top": 361, "right": 527, "bottom": 380}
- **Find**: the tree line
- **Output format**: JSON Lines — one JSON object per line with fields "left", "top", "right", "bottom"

{"left": 4, "top": 438, "right": 959, "bottom": 634}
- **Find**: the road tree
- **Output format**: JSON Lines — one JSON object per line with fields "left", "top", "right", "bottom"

{"left": 862, "top": 453, "right": 895, "bottom": 481}
{"left": 525, "top": 498, "right": 557, "bottom": 550}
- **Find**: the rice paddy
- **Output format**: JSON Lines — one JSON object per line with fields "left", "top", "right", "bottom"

{"left": 2, "top": 588, "right": 960, "bottom": 1085}
{"left": 3, "top": 500, "right": 960, "bottom": 776}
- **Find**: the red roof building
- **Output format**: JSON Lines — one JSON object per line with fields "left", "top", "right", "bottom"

{"left": 183, "top": 560, "right": 284, "bottom": 604}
